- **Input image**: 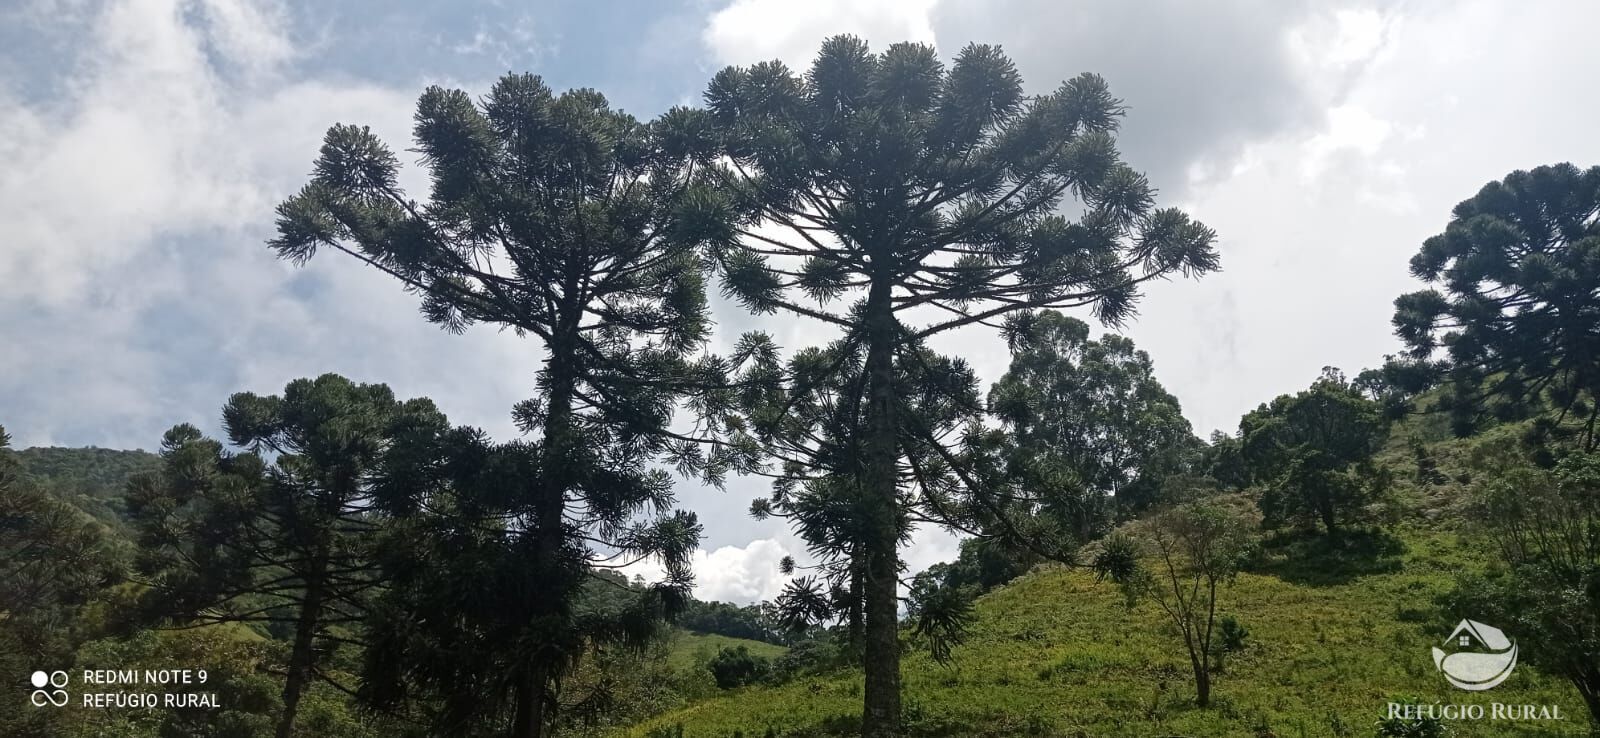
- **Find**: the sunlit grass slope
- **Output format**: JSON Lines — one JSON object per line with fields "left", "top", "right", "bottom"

{"left": 627, "top": 526, "right": 1590, "bottom": 737}
{"left": 669, "top": 631, "right": 789, "bottom": 672}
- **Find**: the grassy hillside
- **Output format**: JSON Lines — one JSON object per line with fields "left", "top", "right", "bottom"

{"left": 669, "top": 631, "right": 789, "bottom": 672}
{"left": 628, "top": 527, "right": 1587, "bottom": 737}
{"left": 624, "top": 417, "right": 1594, "bottom": 737}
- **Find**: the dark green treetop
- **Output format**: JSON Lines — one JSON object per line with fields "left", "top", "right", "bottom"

{"left": 1238, "top": 369, "right": 1389, "bottom": 535}
{"left": 125, "top": 374, "right": 445, "bottom": 738}
{"left": 1394, "top": 163, "right": 1600, "bottom": 447}
{"left": 987, "top": 310, "right": 1196, "bottom": 535}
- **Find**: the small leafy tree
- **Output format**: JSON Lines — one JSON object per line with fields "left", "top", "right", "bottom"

{"left": 1096, "top": 499, "right": 1257, "bottom": 707}
{"left": 1446, "top": 442, "right": 1600, "bottom": 725}
{"left": 1393, "top": 163, "right": 1600, "bottom": 448}
{"left": 1240, "top": 370, "right": 1389, "bottom": 535}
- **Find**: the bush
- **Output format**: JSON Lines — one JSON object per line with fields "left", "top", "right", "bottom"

{"left": 707, "top": 645, "right": 770, "bottom": 689}
{"left": 767, "top": 636, "right": 842, "bottom": 684}
{"left": 1219, "top": 615, "right": 1249, "bottom": 653}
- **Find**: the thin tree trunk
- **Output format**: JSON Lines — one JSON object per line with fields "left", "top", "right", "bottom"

{"left": 512, "top": 673, "right": 535, "bottom": 738}
{"left": 1193, "top": 654, "right": 1211, "bottom": 708}
{"left": 860, "top": 279, "right": 901, "bottom": 738}
{"left": 276, "top": 560, "right": 327, "bottom": 738}
{"left": 848, "top": 561, "right": 864, "bottom": 651}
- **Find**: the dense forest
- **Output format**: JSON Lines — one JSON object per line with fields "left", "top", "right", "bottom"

{"left": 3, "top": 35, "right": 1599, "bottom": 738}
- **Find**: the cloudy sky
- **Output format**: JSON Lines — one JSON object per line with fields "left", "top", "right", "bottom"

{"left": 3, "top": 0, "right": 1597, "bottom": 603}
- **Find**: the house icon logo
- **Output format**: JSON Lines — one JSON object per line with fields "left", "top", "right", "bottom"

{"left": 1432, "top": 619, "right": 1517, "bottom": 691}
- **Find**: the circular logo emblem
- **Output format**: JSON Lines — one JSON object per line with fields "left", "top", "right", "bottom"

{"left": 1432, "top": 619, "right": 1517, "bottom": 691}
{"left": 30, "top": 670, "right": 69, "bottom": 707}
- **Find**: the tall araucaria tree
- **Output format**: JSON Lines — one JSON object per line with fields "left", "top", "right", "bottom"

{"left": 740, "top": 335, "right": 984, "bottom": 658}
{"left": 696, "top": 36, "right": 1219, "bottom": 734}
{"left": 268, "top": 76, "right": 748, "bottom": 737}
{"left": 1393, "top": 163, "right": 1600, "bottom": 448}
{"left": 125, "top": 374, "right": 445, "bottom": 738}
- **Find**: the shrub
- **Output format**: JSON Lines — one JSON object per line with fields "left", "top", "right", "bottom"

{"left": 707, "top": 645, "right": 770, "bottom": 689}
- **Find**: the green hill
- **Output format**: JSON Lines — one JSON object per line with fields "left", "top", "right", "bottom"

{"left": 622, "top": 418, "right": 1594, "bottom": 738}
{"left": 628, "top": 526, "right": 1587, "bottom": 737}
{"left": 670, "top": 631, "right": 789, "bottom": 673}
{"left": 16, "top": 445, "right": 160, "bottom": 528}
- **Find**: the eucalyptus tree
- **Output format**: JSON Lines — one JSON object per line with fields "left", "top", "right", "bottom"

{"left": 988, "top": 310, "right": 1196, "bottom": 535}
{"left": 268, "top": 75, "right": 743, "bottom": 737}
{"left": 697, "top": 36, "right": 1218, "bottom": 733}
{"left": 1394, "top": 163, "right": 1600, "bottom": 447}
{"left": 125, "top": 374, "right": 442, "bottom": 738}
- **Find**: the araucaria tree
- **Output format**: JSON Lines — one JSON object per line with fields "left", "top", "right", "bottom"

{"left": 1393, "top": 163, "right": 1600, "bottom": 447}
{"left": 126, "top": 374, "right": 440, "bottom": 738}
{"left": 699, "top": 36, "right": 1219, "bottom": 734}
{"left": 269, "top": 76, "right": 739, "bottom": 737}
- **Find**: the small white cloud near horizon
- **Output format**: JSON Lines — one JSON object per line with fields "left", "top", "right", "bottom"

{"left": 625, "top": 538, "right": 796, "bottom": 605}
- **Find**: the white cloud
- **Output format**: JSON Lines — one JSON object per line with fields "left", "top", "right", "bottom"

{"left": 0, "top": 0, "right": 540, "bottom": 447}
{"left": 703, "top": 0, "right": 937, "bottom": 68}
{"left": 624, "top": 537, "right": 797, "bottom": 605}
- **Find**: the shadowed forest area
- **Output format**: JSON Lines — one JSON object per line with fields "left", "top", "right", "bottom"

{"left": 4, "top": 34, "right": 1600, "bottom": 738}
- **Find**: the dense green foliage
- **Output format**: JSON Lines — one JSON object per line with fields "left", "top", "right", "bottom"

{"left": 1238, "top": 370, "right": 1390, "bottom": 535}
{"left": 707, "top": 646, "right": 772, "bottom": 689}
{"left": 0, "top": 428, "right": 125, "bottom": 737}
{"left": 16, "top": 445, "right": 160, "bottom": 527}
{"left": 1447, "top": 436, "right": 1600, "bottom": 722}
{"left": 270, "top": 73, "right": 750, "bottom": 737}
{"left": 1394, "top": 163, "right": 1600, "bottom": 448}
{"left": 126, "top": 375, "right": 446, "bottom": 738}
{"left": 988, "top": 310, "right": 1196, "bottom": 537}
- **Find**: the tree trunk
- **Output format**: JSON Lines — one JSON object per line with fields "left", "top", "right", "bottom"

{"left": 860, "top": 279, "right": 901, "bottom": 738}
{"left": 517, "top": 334, "right": 580, "bottom": 738}
{"left": 848, "top": 561, "right": 864, "bottom": 652}
{"left": 1574, "top": 668, "right": 1600, "bottom": 727}
{"left": 276, "top": 560, "right": 327, "bottom": 738}
{"left": 524, "top": 373, "right": 576, "bottom": 738}
{"left": 1193, "top": 655, "right": 1211, "bottom": 708}
{"left": 511, "top": 673, "right": 535, "bottom": 738}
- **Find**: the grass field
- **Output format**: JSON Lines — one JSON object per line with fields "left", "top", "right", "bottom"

{"left": 668, "top": 631, "right": 790, "bottom": 673}
{"left": 626, "top": 525, "right": 1591, "bottom": 737}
